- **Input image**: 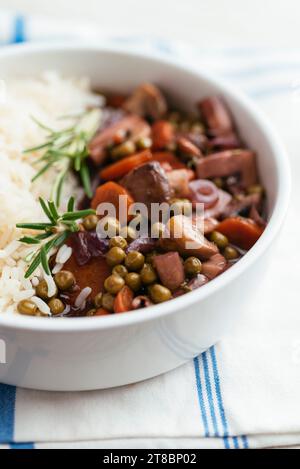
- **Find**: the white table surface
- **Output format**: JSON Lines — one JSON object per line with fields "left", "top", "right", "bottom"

{"left": 1, "top": 0, "right": 300, "bottom": 48}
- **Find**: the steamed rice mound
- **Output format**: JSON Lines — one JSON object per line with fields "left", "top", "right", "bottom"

{"left": 0, "top": 72, "right": 102, "bottom": 315}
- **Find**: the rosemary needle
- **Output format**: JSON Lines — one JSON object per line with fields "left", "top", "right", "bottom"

{"left": 25, "top": 109, "right": 101, "bottom": 206}
{"left": 17, "top": 197, "right": 96, "bottom": 278}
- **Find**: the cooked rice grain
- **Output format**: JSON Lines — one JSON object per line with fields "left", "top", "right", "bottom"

{"left": 0, "top": 73, "right": 102, "bottom": 315}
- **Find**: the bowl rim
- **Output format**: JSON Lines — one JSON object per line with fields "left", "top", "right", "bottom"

{"left": 0, "top": 42, "right": 291, "bottom": 332}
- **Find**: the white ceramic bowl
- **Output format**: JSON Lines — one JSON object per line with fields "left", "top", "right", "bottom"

{"left": 0, "top": 44, "right": 290, "bottom": 391}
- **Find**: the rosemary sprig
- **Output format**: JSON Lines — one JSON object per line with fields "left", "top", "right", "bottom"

{"left": 25, "top": 109, "right": 101, "bottom": 206}
{"left": 16, "top": 197, "right": 95, "bottom": 278}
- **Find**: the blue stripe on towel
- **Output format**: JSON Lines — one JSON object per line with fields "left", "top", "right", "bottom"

{"left": 10, "top": 442, "right": 34, "bottom": 449}
{"left": 241, "top": 434, "right": 249, "bottom": 449}
{"left": 194, "top": 346, "right": 249, "bottom": 449}
{"left": 0, "top": 384, "right": 16, "bottom": 443}
{"left": 232, "top": 436, "right": 239, "bottom": 449}
{"left": 201, "top": 351, "right": 220, "bottom": 437}
{"left": 0, "top": 383, "right": 34, "bottom": 448}
{"left": 193, "top": 357, "right": 209, "bottom": 437}
{"left": 209, "top": 346, "right": 230, "bottom": 448}
{"left": 10, "top": 15, "right": 26, "bottom": 44}
{"left": 209, "top": 346, "right": 250, "bottom": 449}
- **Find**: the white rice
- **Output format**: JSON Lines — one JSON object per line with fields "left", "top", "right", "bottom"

{"left": 0, "top": 72, "right": 103, "bottom": 315}
{"left": 43, "top": 273, "right": 57, "bottom": 298}
{"left": 4, "top": 257, "right": 17, "bottom": 267}
{"left": 75, "top": 287, "right": 92, "bottom": 310}
{"left": 55, "top": 244, "right": 72, "bottom": 265}
{"left": 52, "top": 263, "right": 63, "bottom": 274}
{"left": 31, "top": 277, "right": 39, "bottom": 287}
{"left": 0, "top": 240, "right": 20, "bottom": 259}
{"left": 13, "top": 289, "right": 36, "bottom": 302}
{"left": 31, "top": 296, "right": 51, "bottom": 316}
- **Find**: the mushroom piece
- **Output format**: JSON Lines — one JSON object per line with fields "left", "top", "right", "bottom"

{"left": 160, "top": 214, "right": 218, "bottom": 260}
{"left": 167, "top": 168, "right": 195, "bottom": 198}
{"left": 122, "top": 161, "right": 173, "bottom": 211}
{"left": 123, "top": 83, "right": 168, "bottom": 120}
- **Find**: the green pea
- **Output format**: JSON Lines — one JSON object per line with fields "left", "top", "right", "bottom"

{"left": 119, "top": 226, "right": 137, "bottom": 242}
{"left": 83, "top": 214, "right": 99, "bottom": 231}
{"left": 246, "top": 184, "right": 264, "bottom": 196}
{"left": 125, "top": 251, "right": 145, "bottom": 272}
{"left": 106, "top": 247, "right": 126, "bottom": 267}
{"left": 94, "top": 292, "right": 103, "bottom": 308}
{"left": 104, "top": 274, "right": 125, "bottom": 295}
{"left": 224, "top": 246, "right": 239, "bottom": 260}
{"left": 48, "top": 298, "right": 65, "bottom": 315}
{"left": 148, "top": 284, "right": 172, "bottom": 304}
{"left": 125, "top": 272, "right": 142, "bottom": 292}
{"left": 112, "top": 265, "right": 128, "bottom": 278}
{"left": 210, "top": 231, "right": 229, "bottom": 249}
{"left": 102, "top": 217, "right": 120, "bottom": 237}
{"left": 212, "top": 177, "right": 223, "bottom": 189}
{"left": 17, "top": 299, "right": 38, "bottom": 316}
{"left": 86, "top": 309, "right": 97, "bottom": 316}
{"left": 36, "top": 279, "right": 57, "bottom": 300}
{"left": 101, "top": 293, "right": 115, "bottom": 312}
{"left": 109, "top": 236, "right": 127, "bottom": 250}
{"left": 191, "top": 122, "right": 205, "bottom": 134}
{"left": 170, "top": 198, "right": 192, "bottom": 216}
{"left": 140, "top": 263, "right": 157, "bottom": 285}
{"left": 151, "top": 222, "right": 165, "bottom": 239}
{"left": 184, "top": 257, "right": 202, "bottom": 277}
{"left": 136, "top": 137, "right": 152, "bottom": 150}
{"left": 54, "top": 270, "right": 76, "bottom": 291}
{"left": 111, "top": 140, "right": 136, "bottom": 159}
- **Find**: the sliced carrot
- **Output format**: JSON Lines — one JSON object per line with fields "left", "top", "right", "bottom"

{"left": 91, "top": 181, "right": 134, "bottom": 223}
{"left": 151, "top": 120, "right": 174, "bottom": 150}
{"left": 94, "top": 308, "right": 111, "bottom": 316}
{"left": 63, "top": 256, "right": 111, "bottom": 302}
{"left": 99, "top": 149, "right": 152, "bottom": 181}
{"left": 114, "top": 286, "right": 134, "bottom": 314}
{"left": 152, "top": 151, "right": 186, "bottom": 169}
{"left": 217, "top": 216, "right": 264, "bottom": 250}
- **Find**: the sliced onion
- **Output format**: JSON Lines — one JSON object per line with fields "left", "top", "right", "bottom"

{"left": 189, "top": 179, "right": 219, "bottom": 209}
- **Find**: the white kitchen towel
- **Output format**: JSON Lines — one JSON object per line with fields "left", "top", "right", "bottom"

{"left": 0, "top": 11, "right": 299, "bottom": 450}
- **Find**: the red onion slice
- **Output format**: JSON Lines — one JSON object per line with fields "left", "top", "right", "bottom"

{"left": 189, "top": 179, "right": 219, "bottom": 209}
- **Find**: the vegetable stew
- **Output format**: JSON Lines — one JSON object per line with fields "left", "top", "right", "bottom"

{"left": 16, "top": 83, "right": 266, "bottom": 317}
